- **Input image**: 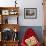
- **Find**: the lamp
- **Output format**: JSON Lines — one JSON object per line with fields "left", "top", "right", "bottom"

{"left": 15, "top": 0, "right": 17, "bottom": 7}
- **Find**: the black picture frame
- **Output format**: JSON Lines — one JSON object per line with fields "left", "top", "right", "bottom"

{"left": 24, "top": 8, "right": 37, "bottom": 19}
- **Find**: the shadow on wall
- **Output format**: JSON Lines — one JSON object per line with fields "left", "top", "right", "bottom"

{"left": 18, "top": 26, "right": 43, "bottom": 44}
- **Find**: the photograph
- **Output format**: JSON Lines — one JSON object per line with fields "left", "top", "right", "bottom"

{"left": 24, "top": 8, "right": 37, "bottom": 19}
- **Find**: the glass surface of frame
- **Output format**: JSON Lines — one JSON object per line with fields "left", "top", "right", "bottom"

{"left": 24, "top": 8, "right": 37, "bottom": 19}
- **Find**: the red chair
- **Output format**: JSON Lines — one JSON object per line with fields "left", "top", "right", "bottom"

{"left": 21, "top": 28, "right": 41, "bottom": 46}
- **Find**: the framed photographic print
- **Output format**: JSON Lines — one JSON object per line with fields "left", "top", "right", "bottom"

{"left": 2, "top": 10, "right": 9, "bottom": 15}
{"left": 24, "top": 8, "right": 37, "bottom": 19}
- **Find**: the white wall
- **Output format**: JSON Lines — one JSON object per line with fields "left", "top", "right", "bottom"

{"left": 0, "top": 0, "right": 15, "bottom": 7}
{"left": 19, "top": 0, "right": 44, "bottom": 26}
{"left": 0, "top": 0, "right": 44, "bottom": 26}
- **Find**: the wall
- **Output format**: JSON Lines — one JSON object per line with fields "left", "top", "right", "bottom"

{"left": 0, "top": 0, "right": 44, "bottom": 26}
{"left": 0, "top": 0, "right": 15, "bottom": 7}
{"left": 19, "top": 0, "right": 44, "bottom": 26}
